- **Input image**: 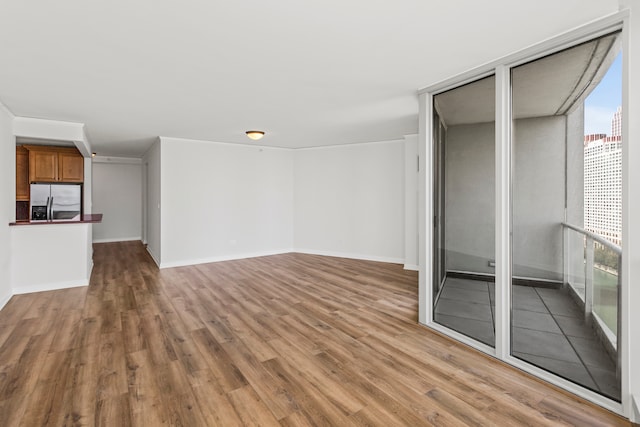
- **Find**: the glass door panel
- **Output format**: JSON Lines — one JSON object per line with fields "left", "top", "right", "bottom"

{"left": 510, "top": 32, "right": 622, "bottom": 401}
{"left": 432, "top": 75, "right": 496, "bottom": 347}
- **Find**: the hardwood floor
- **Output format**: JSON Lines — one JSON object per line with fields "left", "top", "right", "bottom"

{"left": 0, "top": 241, "right": 630, "bottom": 426}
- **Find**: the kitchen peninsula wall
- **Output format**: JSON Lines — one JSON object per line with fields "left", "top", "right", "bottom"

{"left": 1, "top": 114, "right": 97, "bottom": 308}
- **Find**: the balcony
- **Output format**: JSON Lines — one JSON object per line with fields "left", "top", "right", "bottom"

{"left": 433, "top": 222, "right": 621, "bottom": 401}
{"left": 429, "top": 30, "right": 623, "bottom": 402}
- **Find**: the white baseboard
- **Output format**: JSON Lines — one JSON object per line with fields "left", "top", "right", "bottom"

{"left": 0, "top": 292, "right": 12, "bottom": 311}
{"left": 12, "top": 279, "right": 88, "bottom": 295}
{"left": 632, "top": 394, "right": 640, "bottom": 423}
{"left": 93, "top": 237, "right": 142, "bottom": 243}
{"left": 159, "top": 248, "right": 295, "bottom": 269}
{"left": 293, "top": 248, "right": 405, "bottom": 265}
{"left": 123, "top": 244, "right": 410, "bottom": 271}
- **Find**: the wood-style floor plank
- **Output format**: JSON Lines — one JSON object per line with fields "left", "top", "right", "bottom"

{"left": 0, "top": 241, "right": 631, "bottom": 426}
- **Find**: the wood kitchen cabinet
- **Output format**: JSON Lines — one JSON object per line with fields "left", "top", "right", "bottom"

{"left": 15, "top": 146, "right": 30, "bottom": 201}
{"left": 24, "top": 145, "right": 84, "bottom": 183}
{"left": 58, "top": 151, "right": 84, "bottom": 182}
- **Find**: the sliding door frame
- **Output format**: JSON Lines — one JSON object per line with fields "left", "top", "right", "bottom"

{"left": 418, "top": 10, "right": 631, "bottom": 417}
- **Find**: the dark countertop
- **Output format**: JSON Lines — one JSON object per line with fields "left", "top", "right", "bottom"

{"left": 10, "top": 213, "right": 103, "bottom": 226}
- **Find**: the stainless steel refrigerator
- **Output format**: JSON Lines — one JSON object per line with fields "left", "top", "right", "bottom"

{"left": 30, "top": 183, "right": 82, "bottom": 220}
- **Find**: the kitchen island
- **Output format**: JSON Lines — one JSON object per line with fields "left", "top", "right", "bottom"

{"left": 9, "top": 214, "right": 102, "bottom": 294}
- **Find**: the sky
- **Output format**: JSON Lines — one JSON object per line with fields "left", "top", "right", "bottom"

{"left": 584, "top": 52, "right": 622, "bottom": 136}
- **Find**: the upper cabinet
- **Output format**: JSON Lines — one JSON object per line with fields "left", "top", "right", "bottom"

{"left": 28, "top": 149, "right": 57, "bottom": 182}
{"left": 15, "top": 146, "right": 29, "bottom": 201}
{"left": 58, "top": 151, "right": 84, "bottom": 182}
{"left": 24, "top": 145, "right": 84, "bottom": 183}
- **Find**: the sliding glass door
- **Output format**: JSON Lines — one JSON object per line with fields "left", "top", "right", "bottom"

{"left": 510, "top": 31, "right": 622, "bottom": 401}
{"left": 432, "top": 76, "right": 496, "bottom": 347}
{"left": 426, "top": 26, "right": 625, "bottom": 406}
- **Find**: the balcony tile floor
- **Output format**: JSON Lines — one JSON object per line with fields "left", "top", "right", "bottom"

{"left": 434, "top": 277, "right": 620, "bottom": 401}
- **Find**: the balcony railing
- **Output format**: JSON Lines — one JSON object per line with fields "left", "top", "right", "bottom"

{"left": 562, "top": 222, "right": 621, "bottom": 379}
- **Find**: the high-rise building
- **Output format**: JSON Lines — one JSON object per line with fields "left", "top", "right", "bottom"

{"left": 611, "top": 105, "right": 622, "bottom": 137}
{"left": 584, "top": 107, "right": 622, "bottom": 246}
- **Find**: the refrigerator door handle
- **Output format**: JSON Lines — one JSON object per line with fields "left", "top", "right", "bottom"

{"left": 48, "top": 196, "right": 53, "bottom": 220}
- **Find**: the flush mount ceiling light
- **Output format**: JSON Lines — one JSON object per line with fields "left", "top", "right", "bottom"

{"left": 245, "top": 130, "right": 265, "bottom": 140}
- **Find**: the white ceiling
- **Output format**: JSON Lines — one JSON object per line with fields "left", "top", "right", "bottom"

{"left": 434, "top": 32, "right": 620, "bottom": 126}
{"left": 0, "top": 0, "right": 619, "bottom": 157}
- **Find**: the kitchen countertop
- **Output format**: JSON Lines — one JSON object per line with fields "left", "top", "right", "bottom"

{"left": 10, "top": 213, "right": 103, "bottom": 226}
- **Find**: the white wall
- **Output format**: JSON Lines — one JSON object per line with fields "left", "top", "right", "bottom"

{"left": 0, "top": 101, "right": 14, "bottom": 309}
{"left": 11, "top": 223, "right": 92, "bottom": 293}
{"left": 92, "top": 160, "right": 142, "bottom": 242}
{"left": 144, "top": 137, "right": 410, "bottom": 268}
{"left": 513, "top": 116, "right": 566, "bottom": 280}
{"left": 143, "top": 140, "right": 161, "bottom": 265}
{"left": 294, "top": 140, "right": 405, "bottom": 263}
{"left": 445, "top": 122, "right": 496, "bottom": 274}
{"left": 443, "top": 117, "right": 565, "bottom": 280}
{"left": 159, "top": 137, "right": 294, "bottom": 268}
{"left": 404, "top": 135, "right": 419, "bottom": 270}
